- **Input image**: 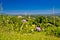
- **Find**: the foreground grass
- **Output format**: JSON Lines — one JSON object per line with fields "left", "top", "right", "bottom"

{"left": 0, "top": 31, "right": 60, "bottom": 40}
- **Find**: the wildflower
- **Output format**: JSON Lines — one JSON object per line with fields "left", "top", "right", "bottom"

{"left": 42, "top": 28, "right": 45, "bottom": 31}
{"left": 32, "top": 24, "right": 35, "bottom": 28}
{"left": 33, "top": 18, "right": 35, "bottom": 19}
{"left": 31, "top": 29, "right": 34, "bottom": 32}
{"left": 18, "top": 16, "right": 22, "bottom": 18}
{"left": 32, "top": 25, "right": 35, "bottom": 27}
{"left": 28, "top": 16, "right": 30, "bottom": 19}
{"left": 7, "top": 20, "right": 9, "bottom": 22}
{"left": 36, "top": 26, "right": 41, "bottom": 31}
{"left": 22, "top": 19, "right": 26, "bottom": 23}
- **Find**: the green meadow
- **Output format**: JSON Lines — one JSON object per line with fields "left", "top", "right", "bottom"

{"left": 0, "top": 15, "right": 60, "bottom": 40}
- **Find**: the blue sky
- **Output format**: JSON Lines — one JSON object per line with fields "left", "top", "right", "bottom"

{"left": 0, "top": 0, "right": 60, "bottom": 15}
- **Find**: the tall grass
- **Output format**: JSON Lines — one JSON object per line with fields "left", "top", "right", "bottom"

{"left": 0, "top": 15, "right": 60, "bottom": 40}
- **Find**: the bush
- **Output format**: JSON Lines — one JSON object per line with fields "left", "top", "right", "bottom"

{"left": 0, "top": 15, "right": 60, "bottom": 37}
{"left": 54, "top": 27, "right": 60, "bottom": 37}
{"left": 44, "top": 26, "right": 57, "bottom": 35}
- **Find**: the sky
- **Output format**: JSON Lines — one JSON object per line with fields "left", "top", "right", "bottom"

{"left": 0, "top": 0, "right": 60, "bottom": 15}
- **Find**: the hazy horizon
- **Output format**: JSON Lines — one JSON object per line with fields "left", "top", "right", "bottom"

{"left": 0, "top": 0, "right": 60, "bottom": 15}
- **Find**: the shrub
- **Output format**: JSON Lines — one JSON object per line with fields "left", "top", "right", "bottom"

{"left": 44, "top": 26, "right": 57, "bottom": 35}
{"left": 54, "top": 27, "right": 60, "bottom": 37}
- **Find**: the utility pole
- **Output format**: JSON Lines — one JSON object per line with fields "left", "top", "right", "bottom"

{"left": 25, "top": 12, "right": 27, "bottom": 16}
{"left": 28, "top": 13, "right": 30, "bottom": 19}
{"left": 53, "top": 7, "right": 55, "bottom": 26}
{"left": 46, "top": 16, "right": 47, "bottom": 27}
{"left": 46, "top": 16, "right": 47, "bottom": 23}
{"left": 0, "top": 2, "right": 3, "bottom": 14}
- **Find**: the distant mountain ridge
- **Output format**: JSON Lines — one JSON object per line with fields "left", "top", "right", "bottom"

{"left": 0, "top": 13, "right": 60, "bottom": 16}
{"left": 55, "top": 13, "right": 60, "bottom": 16}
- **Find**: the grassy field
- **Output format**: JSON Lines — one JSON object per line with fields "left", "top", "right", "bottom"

{"left": 0, "top": 15, "right": 60, "bottom": 40}
{"left": 0, "top": 31, "right": 60, "bottom": 40}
